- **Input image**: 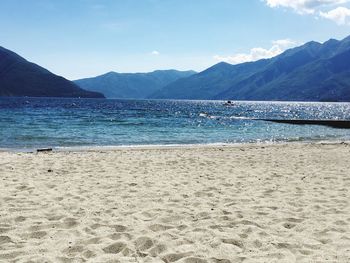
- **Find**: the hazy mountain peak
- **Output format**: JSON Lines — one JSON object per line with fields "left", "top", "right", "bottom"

{"left": 75, "top": 69, "right": 196, "bottom": 99}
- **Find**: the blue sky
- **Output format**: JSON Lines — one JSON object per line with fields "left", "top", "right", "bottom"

{"left": 1, "top": 0, "right": 350, "bottom": 79}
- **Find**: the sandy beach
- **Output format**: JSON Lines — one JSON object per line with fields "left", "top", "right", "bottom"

{"left": 0, "top": 143, "right": 349, "bottom": 262}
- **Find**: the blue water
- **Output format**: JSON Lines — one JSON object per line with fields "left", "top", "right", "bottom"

{"left": 1, "top": 97, "right": 350, "bottom": 149}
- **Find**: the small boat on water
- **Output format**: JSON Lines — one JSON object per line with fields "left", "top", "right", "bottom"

{"left": 223, "top": 100, "right": 235, "bottom": 106}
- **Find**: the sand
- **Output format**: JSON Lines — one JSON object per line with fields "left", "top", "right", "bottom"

{"left": 0, "top": 143, "right": 349, "bottom": 263}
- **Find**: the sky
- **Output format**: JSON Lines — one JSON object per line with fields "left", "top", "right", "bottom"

{"left": 1, "top": 0, "right": 350, "bottom": 80}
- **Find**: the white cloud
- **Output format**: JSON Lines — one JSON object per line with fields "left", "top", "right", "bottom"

{"left": 213, "top": 39, "right": 297, "bottom": 64}
{"left": 272, "top": 39, "right": 297, "bottom": 47}
{"left": 151, "top": 50, "right": 160, "bottom": 55}
{"left": 265, "top": 0, "right": 349, "bottom": 14}
{"left": 320, "top": 6, "right": 350, "bottom": 24}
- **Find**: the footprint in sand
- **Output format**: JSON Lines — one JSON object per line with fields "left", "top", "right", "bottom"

{"left": 135, "top": 236, "right": 154, "bottom": 251}
{"left": 222, "top": 239, "right": 244, "bottom": 250}
{"left": 149, "top": 224, "right": 174, "bottom": 232}
{"left": 179, "top": 257, "right": 208, "bottom": 263}
{"left": 103, "top": 242, "right": 127, "bottom": 254}
{"left": 63, "top": 245, "right": 85, "bottom": 257}
{"left": 61, "top": 218, "right": 79, "bottom": 229}
{"left": 14, "top": 216, "right": 26, "bottom": 223}
{"left": 148, "top": 244, "right": 167, "bottom": 257}
{"left": 282, "top": 222, "right": 296, "bottom": 229}
{"left": 0, "top": 227, "right": 12, "bottom": 234}
{"left": 29, "top": 231, "right": 47, "bottom": 239}
{"left": 162, "top": 252, "right": 192, "bottom": 263}
{"left": 112, "top": 224, "right": 127, "bottom": 232}
{"left": 0, "top": 235, "right": 12, "bottom": 245}
{"left": 82, "top": 249, "right": 96, "bottom": 259}
{"left": 209, "top": 258, "right": 232, "bottom": 263}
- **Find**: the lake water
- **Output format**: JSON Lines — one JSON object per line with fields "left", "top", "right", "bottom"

{"left": 1, "top": 97, "right": 350, "bottom": 149}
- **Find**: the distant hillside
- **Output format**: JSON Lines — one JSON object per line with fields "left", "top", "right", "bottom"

{"left": 0, "top": 47, "right": 104, "bottom": 98}
{"left": 150, "top": 35, "right": 350, "bottom": 102}
{"left": 74, "top": 70, "right": 196, "bottom": 99}
{"left": 149, "top": 60, "right": 269, "bottom": 100}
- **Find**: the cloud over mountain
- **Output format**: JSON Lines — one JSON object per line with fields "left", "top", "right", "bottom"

{"left": 320, "top": 6, "right": 350, "bottom": 24}
{"left": 213, "top": 39, "right": 297, "bottom": 64}
{"left": 265, "top": 0, "right": 350, "bottom": 25}
{"left": 265, "top": 0, "right": 349, "bottom": 14}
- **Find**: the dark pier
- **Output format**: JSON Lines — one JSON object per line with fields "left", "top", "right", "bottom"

{"left": 263, "top": 119, "right": 350, "bottom": 129}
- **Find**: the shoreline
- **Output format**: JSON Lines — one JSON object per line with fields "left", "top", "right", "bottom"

{"left": 1, "top": 139, "right": 350, "bottom": 153}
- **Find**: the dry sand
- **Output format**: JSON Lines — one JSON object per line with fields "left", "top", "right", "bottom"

{"left": 0, "top": 143, "right": 349, "bottom": 263}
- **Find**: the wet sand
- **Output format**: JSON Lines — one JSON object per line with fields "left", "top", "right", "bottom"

{"left": 0, "top": 143, "right": 349, "bottom": 262}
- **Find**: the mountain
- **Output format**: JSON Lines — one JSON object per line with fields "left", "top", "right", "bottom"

{"left": 0, "top": 46, "right": 104, "bottom": 98}
{"left": 151, "top": 35, "right": 350, "bottom": 102}
{"left": 75, "top": 70, "right": 196, "bottom": 99}
{"left": 150, "top": 60, "right": 270, "bottom": 100}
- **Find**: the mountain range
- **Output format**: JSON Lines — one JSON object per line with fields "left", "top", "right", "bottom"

{"left": 75, "top": 70, "right": 195, "bottom": 99}
{"left": 151, "top": 35, "right": 350, "bottom": 102}
{"left": 1, "top": 35, "right": 350, "bottom": 101}
{"left": 0, "top": 46, "right": 104, "bottom": 98}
